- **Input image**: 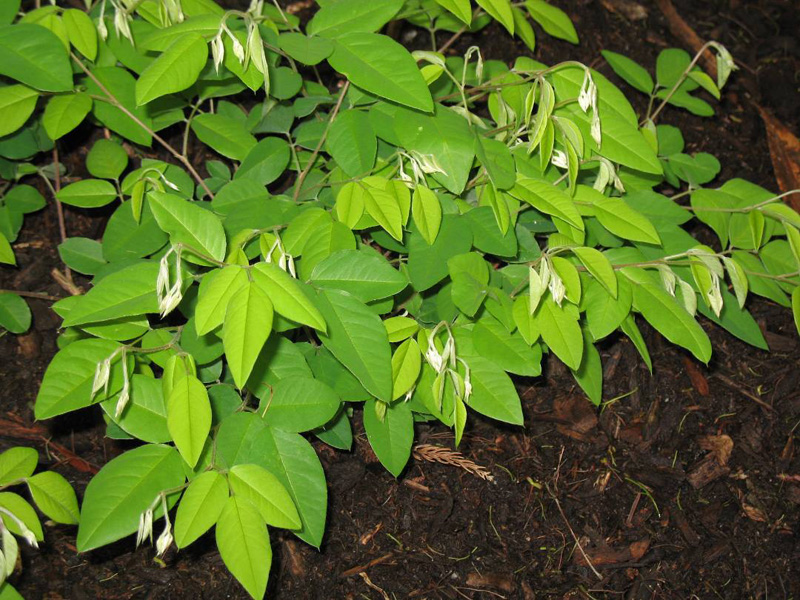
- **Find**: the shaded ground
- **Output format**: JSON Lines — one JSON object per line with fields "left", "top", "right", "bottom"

{"left": 2, "top": 0, "right": 800, "bottom": 598}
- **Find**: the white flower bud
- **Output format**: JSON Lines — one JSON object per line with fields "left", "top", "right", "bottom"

{"left": 155, "top": 522, "right": 173, "bottom": 557}
{"left": 211, "top": 34, "right": 225, "bottom": 74}
{"left": 551, "top": 149, "right": 568, "bottom": 169}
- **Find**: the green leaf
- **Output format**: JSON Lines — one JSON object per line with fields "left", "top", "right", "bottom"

{"left": 572, "top": 328, "right": 602, "bottom": 405}
{"left": 363, "top": 398, "right": 413, "bottom": 477}
{"left": 792, "top": 287, "right": 800, "bottom": 338}
{"left": 102, "top": 374, "right": 171, "bottom": 443}
{"left": 167, "top": 375, "right": 212, "bottom": 468}
{"left": 328, "top": 33, "right": 433, "bottom": 112}
{"left": 0, "top": 0, "right": 19, "bottom": 25}
{"left": 251, "top": 262, "right": 326, "bottom": 331}
{"left": 395, "top": 105, "right": 476, "bottom": 194}
{"left": 0, "top": 85, "right": 38, "bottom": 137}
{"left": 103, "top": 202, "right": 168, "bottom": 262}
{"left": 326, "top": 109, "right": 376, "bottom": 178}
{"left": 34, "top": 338, "right": 126, "bottom": 419}
{"left": 0, "top": 583, "right": 23, "bottom": 600}
{"left": 58, "top": 237, "right": 106, "bottom": 275}
{"left": 0, "top": 447, "right": 37, "bottom": 486}
{"left": 620, "top": 314, "right": 652, "bottom": 372}
{"left": 525, "top": 0, "right": 578, "bottom": 43}
{"left": 277, "top": 32, "right": 333, "bottom": 65}
{"left": 26, "top": 471, "right": 80, "bottom": 525}
{"left": 0, "top": 293, "right": 30, "bottom": 334}
{"left": 174, "top": 471, "right": 228, "bottom": 548}
{"left": 0, "top": 24, "right": 72, "bottom": 91}
{"left": 656, "top": 48, "right": 690, "bottom": 88}
{"left": 573, "top": 247, "right": 617, "bottom": 297}
{"left": 258, "top": 427, "right": 327, "bottom": 547}
{"left": 391, "top": 338, "right": 421, "bottom": 400}
{"left": 623, "top": 267, "right": 712, "bottom": 363}
{"left": 215, "top": 496, "right": 271, "bottom": 600}
{"left": 262, "top": 376, "right": 340, "bottom": 433}
{"left": 42, "top": 93, "right": 92, "bottom": 140}
{"left": 509, "top": 178, "right": 583, "bottom": 231}
{"left": 407, "top": 215, "right": 473, "bottom": 292}
{"left": 535, "top": 298, "right": 583, "bottom": 370}
{"left": 191, "top": 113, "right": 257, "bottom": 161}
{"left": 310, "top": 249, "right": 408, "bottom": 302}
{"left": 235, "top": 137, "right": 291, "bottom": 186}
{"left": 308, "top": 0, "right": 403, "bottom": 37}
{"left": 228, "top": 464, "right": 301, "bottom": 529}
{"left": 463, "top": 354, "right": 523, "bottom": 425}
{"left": 195, "top": 266, "right": 248, "bottom": 335}
{"left": 473, "top": 319, "right": 541, "bottom": 376}
{"left": 62, "top": 262, "right": 159, "bottom": 327}
{"left": 77, "top": 445, "right": 185, "bottom": 551}
{"left": 466, "top": 205, "right": 518, "bottom": 257}
{"left": 62, "top": 8, "right": 97, "bottom": 60}
{"left": 412, "top": 185, "right": 442, "bottom": 245}
{"left": 0, "top": 493, "right": 42, "bottom": 541}
{"left": 591, "top": 195, "right": 660, "bottom": 244}
{"left": 0, "top": 233, "right": 13, "bottom": 266}
{"left": 86, "top": 139, "right": 128, "bottom": 180}
{"left": 148, "top": 191, "right": 226, "bottom": 263}
{"left": 601, "top": 50, "right": 653, "bottom": 94}
{"left": 583, "top": 275, "right": 631, "bottom": 340}
{"left": 84, "top": 67, "right": 153, "bottom": 146}
{"left": 223, "top": 281, "right": 274, "bottom": 389}
{"left": 435, "top": 0, "right": 472, "bottom": 24}
{"left": 56, "top": 179, "right": 117, "bottom": 209}
{"left": 313, "top": 288, "right": 393, "bottom": 402}
{"left": 360, "top": 179, "right": 403, "bottom": 241}
{"left": 136, "top": 33, "right": 207, "bottom": 105}
{"left": 476, "top": 0, "right": 514, "bottom": 34}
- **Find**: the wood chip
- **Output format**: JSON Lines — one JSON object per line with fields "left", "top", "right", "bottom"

{"left": 600, "top": 0, "right": 648, "bottom": 21}
{"left": 465, "top": 572, "right": 514, "bottom": 593}
{"left": 687, "top": 455, "right": 730, "bottom": 489}
{"left": 698, "top": 434, "right": 733, "bottom": 466}
{"left": 757, "top": 106, "right": 800, "bottom": 213}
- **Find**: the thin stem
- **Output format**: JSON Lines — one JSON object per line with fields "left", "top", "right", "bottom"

{"left": 72, "top": 52, "right": 214, "bottom": 199}
{"left": 50, "top": 145, "right": 75, "bottom": 285}
{"left": 181, "top": 100, "right": 203, "bottom": 158}
{"left": 647, "top": 42, "right": 713, "bottom": 123}
{"left": 292, "top": 81, "right": 350, "bottom": 202}
{"left": 0, "top": 289, "right": 61, "bottom": 301}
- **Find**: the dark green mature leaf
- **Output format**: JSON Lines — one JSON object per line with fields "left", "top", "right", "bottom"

{"left": 149, "top": 191, "right": 226, "bottom": 263}
{"left": 0, "top": 292, "right": 30, "bottom": 334}
{"left": 235, "top": 137, "right": 291, "bottom": 186}
{"left": 191, "top": 113, "right": 257, "bottom": 161}
{"left": 58, "top": 237, "right": 106, "bottom": 275}
{"left": 77, "top": 445, "right": 185, "bottom": 551}
{"left": 57, "top": 180, "right": 117, "bottom": 209}
{"left": 535, "top": 298, "right": 583, "bottom": 370}
{"left": 463, "top": 354, "right": 523, "bottom": 425}
{"left": 42, "top": 93, "right": 92, "bottom": 140}
{"left": 278, "top": 32, "right": 333, "bottom": 65}
{"left": 308, "top": 0, "right": 403, "bottom": 37}
{"left": 103, "top": 203, "right": 169, "bottom": 262}
{"left": 328, "top": 33, "right": 433, "bottom": 112}
{"left": 525, "top": 0, "right": 578, "bottom": 43}
{"left": 310, "top": 249, "right": 408, "bottom": 302}
{"left": 363, "top": 399, "right": 413, "bottom": 477}
{"left": 262, "top": 376, "right": 340, "bottom": 433}
{"left": 473, "top": 319, "right": 541, "bottom": 376}
{"left": 84, "top": 67, "right": 153, "bottom": 146}
{"left": 326, "top": 109, "right": 376, "bottom": 178}
{"left": 0, "top": 24, "right": 72, "bottom": 91}
{"left": 407, "top": 215, "right": 473, "bottom": 292}
{"left": 313, "top": 288, "right": 393, "bottom": 402}
{"left": 602, "top": 50, "right": 654, "bottom": 94}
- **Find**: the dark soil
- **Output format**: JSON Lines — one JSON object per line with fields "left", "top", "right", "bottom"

{"left": 2, "top": 1, "right": 800, "bottom": 598}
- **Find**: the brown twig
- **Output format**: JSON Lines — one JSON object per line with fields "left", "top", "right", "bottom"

{"left": 341, "top": 553, "right": 394, "bottom": 577}
{"left": 713, "top": 374, "right": 773, "bottom": 412}
{"left": 413, "top": 443, "right": 494, "bottom": 482}
{"left": 51, "top": 144, "right": 75, "bottom": 287}
{"left": 0, "top": 415, "right": 99, "bottom": 474}
{"left": 546, "top": 483, "right": 603, "bottom": 580}
{"left": 292, "top": 81, "right": 349, "bottom": 201}
{"left": 0, "top": 289, "right": 61, "bottom": 302}
{"left": 69, "top": 52, "right": 214, "bottom": 199}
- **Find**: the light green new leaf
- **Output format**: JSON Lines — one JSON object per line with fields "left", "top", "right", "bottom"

{"left": 148, "top": 191, "right": 226, "bottom": 263}
{"left": 510, "top": 178, "right": 583, "bottom": 231}
{"left": 310, "top": 249, "right": 408, "bottom": 303}
{"left": 167, "top": 375, "right": 212, "bottom": 468}
{"left": 435, "top": 0, "right": 472, "bottom": 24}
{"left": 195, "top": 266, "right": 248, "bottom": 335}
{"left": 573, "top": 247, "right": 617, "bottom": 297}
{"left": 384, "top": 316, "right": 419, "bottom": 343}
{"left": 412, "top": 185, "right": 442, "bottom": 245}
{"left": 623, "top": 267, "right": 712, "bottom": 363}
{"left": 191, "top": 113, "right": 257, "bottom": 161}
{"left": 235, "top": 137, "right": 291, "bottom": 186}
{"left": 77, "top": 445, "right": 185, "bottom": 551}
{"left": 525, "top": 0, "right": 578, "bottom": 43}
{"left": 0, "top": 85, "right": 38, "bottom": 137}
{"left": 101, "top": 374, "right": 170, "bottom": 443}
{"left": 592, "top": 196, "right": 660, "bottom": 244}
{"left": 174, "top": 471, "right": 228, "bottom": 548}
{"left": 228, "top": 464, "right": 301, "bottom": 529}
{"left": 0, "top": 24, "right": 73, "bottom": 91}
{"left": 57, "top": 179, "right": 117, "bottom": 209}
{"left": 62, "top": 262, "right": 159, "bottom": 327}
{"left": 535, "top": 297, "right": 583, "bottom": 370}
{"left": 463, "top": 355, "right": 524, "bottom": 425}
{"left": 42, "top": 93, "right": 92, "bottom": 139}
{"left": 476, "top": 0, "right": 514, "bottom": 34}
{"left": 216, "top": 496, "right": 271, "bottom": 600}
{"left": 262, "top": 376, "right": 340, "bottom": 433}
{"left": 258, "top": 427, "right": 327, "bottom": 547}
{"left": 136, "top": 33, "right": 208, "bottom": 106}
{"left": 0, "top": 234, "right": 14, "bottom": 266}
{"left": 0, "top": 493, "right": 42, "bottom": 541}
{"left": 601, "top": 50, "right": 653, "bottom": 94}
{"left": 308, "top": 0, "right": 403, "bottom": 38}
{"left": 26, "top": 471, "right": 80, "bottom": 525}
{"left": 63, "top": 9, "right": 97, "bottom": 60}
{"left": 313, "top": 288, "right": 393, "bottom": 402}
{"left": 391, "top": 338, "right": 421, "bottom": 400}
{"left": 328, "top": 33, "right": 433, "bottom": 113}
{"left": 361, "top": 180, "right": 404, "bottom": 241}
{"left": 0, "top": 293, "right": 30, "bottom": 334}
{"left": 0, "top": 447, "right": 37, "bottom": 486}
{"left": 251, "top": 262, "right": 326, "bottom": 331}
{"left": 335, "top": 182, "right": 365, "bottom": 228}
{"left": 363, "top": 399, "right": 413, "bottom": 477}
{"left": 223, "top": 281, "right": 274, "bottom": 389}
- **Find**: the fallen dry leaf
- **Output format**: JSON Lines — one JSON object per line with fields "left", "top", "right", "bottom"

{"left": 698, "top": 434, "right": 733, "bottom": 466}
{"left": 758, "top": 106, "right": 800, "bottom": 213}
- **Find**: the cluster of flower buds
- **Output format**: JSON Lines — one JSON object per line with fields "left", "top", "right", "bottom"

{"left": 529, "top": 255, "right": 565, "bottom": 312}
{"left": 136, "top": 494, "right": 173, "bottom": 558}
{"left": 210, "top": 10, "right": 270, "bottom": 93}
{"left": 397, "top": 151, "right": 447, "bottom": 186}
{"left": 91, "top": 346, "right": 124, "bottom": 400}
{"left": 686, "top": 248, "right": 724, "bottom": 317}
{"left": 264, "top": 235, "right": 297, "bottom": 278}
{"left": 424, "top": 323, "right": 472, "bottom": 414}
{"left": 0, "top": 508, "right": 38, "bottom": 553}
{"left": 157, "top": 246, "right": 184, "bottom": 317}
{"left": 578, "top": 68, "right": 602, "bottom": 147}
{"left": 593, "top": 157, "right": 625, "bottom": 194}
{"left": 708, "top": 42, "right": 738, "bottom": 90}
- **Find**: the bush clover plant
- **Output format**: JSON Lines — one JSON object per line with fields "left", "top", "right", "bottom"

{"left": 0, "top": 0, "right": 797, "bottom": 597}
